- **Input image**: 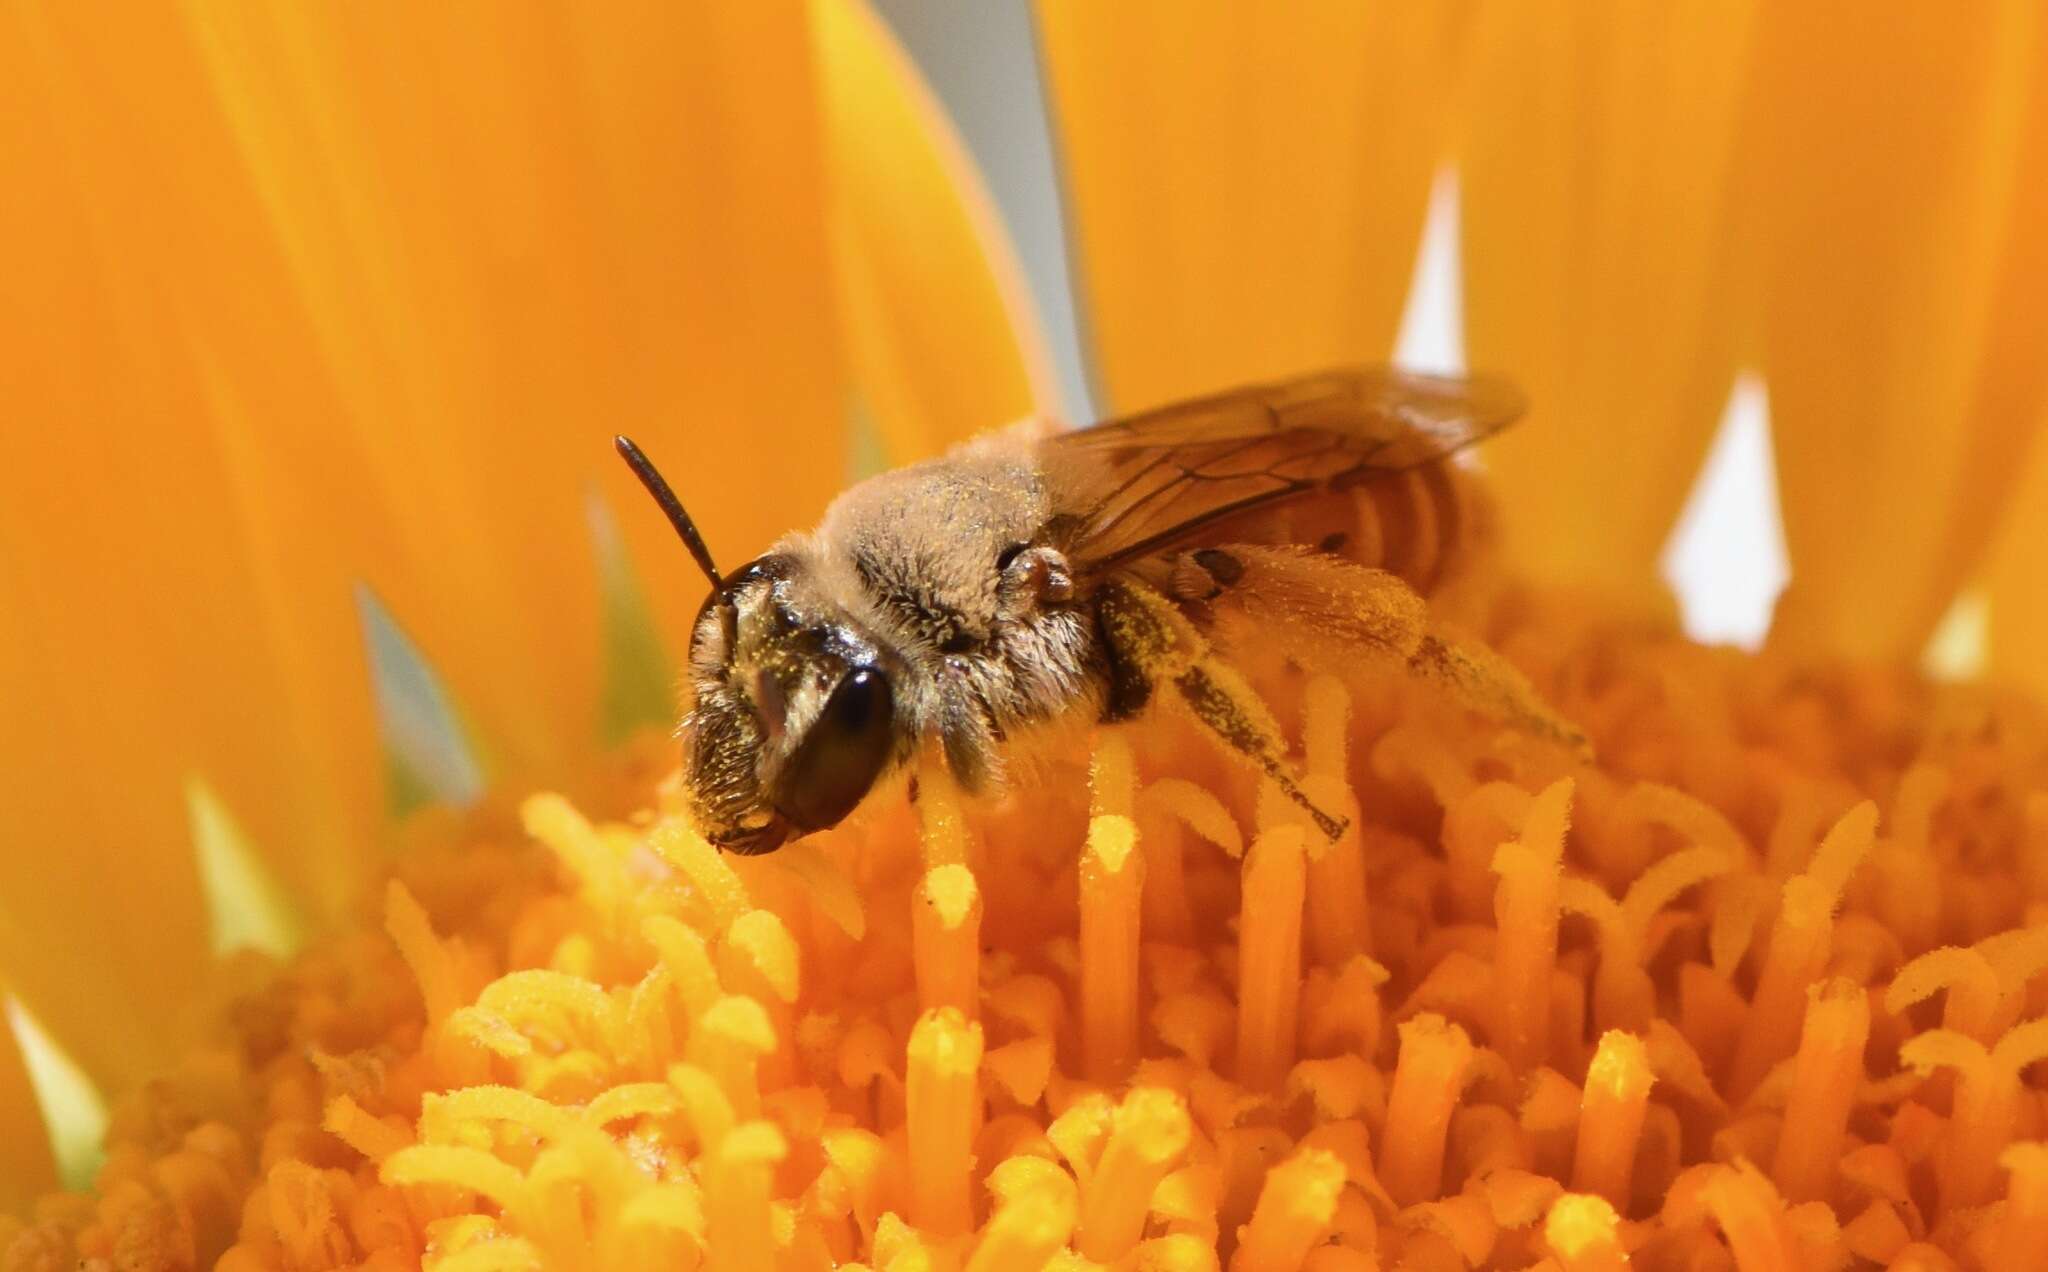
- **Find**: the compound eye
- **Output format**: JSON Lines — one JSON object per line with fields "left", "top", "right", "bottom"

{"left": 775, "top": 667, "right": 894, "bottom": 831}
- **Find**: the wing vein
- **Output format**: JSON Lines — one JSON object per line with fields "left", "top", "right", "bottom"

{"left": 1037, "top": 365, "right": 1523, "bottom": 583}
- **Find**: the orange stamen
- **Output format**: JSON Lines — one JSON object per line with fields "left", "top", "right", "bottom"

{"left": 702, "top": 1122, "right": 785, "bottom": 1272}
{"left": 1901, "top": 1016, "right": 2048, "bottom": 1213}
{"left": 1573, "top": 1030, "right": 1654, "bottom": 1210}
{"left": 1493, "top": 778, "right": 1574, "bottom": 1072}
{"left": 1075, "top": 1087, "right": 1192, "bottom": 1262}
{"left": 917, "top": 770, "right": 975, "bottom": 869}
{"left": 1381, "top": 1013, "right": 1474, "bottom": 1206}
{"left": 1082, "top": 736, "right": 1144, "bottom": 1082}
{"left": 1701, "top": 1162, "right": 1796, "bottom": 1272}
{"left": 1545, "top": 1192, "right": 1628, "bottom": 1272}
{"left": 914, "top": 863, "right": 983, "bottom": 1018}
{"left": 1727, "top": 803, "right": 1877, "bottom": 1101}
{"left": 1236, "top": 825, "right": 1309, "bottom": 1090}
{"left": 1229, "top": 1148, "right": 1344, "bottom": 1272}
{"left": 1302, "top": 676, "right": 1370, "bottom": 966}
{"left": 906, "top": 1007, "right": 985, "bottom": 1236}
{"left": 2000, "top": 1142, "right": 2048, "bottom": 1271}
{"left": 1770, "top": 978, "right": 1869, "bottom": 1203}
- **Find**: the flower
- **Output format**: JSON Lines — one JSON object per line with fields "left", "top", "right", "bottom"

{"left": 4, "top": 4, "right": 2048, "bottom": 1271}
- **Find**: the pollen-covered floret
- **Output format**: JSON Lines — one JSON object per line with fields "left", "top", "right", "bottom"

{"left": 6, "top": 584, "right": 2048, "bottom": 1272}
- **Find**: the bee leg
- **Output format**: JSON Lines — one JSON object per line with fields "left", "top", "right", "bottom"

{"left": 1095, "top": 576, "right": 1347, "bottom": 838}
{"left": 1094, "top": 577, "right": 1178, "bottom": 722}
{"left": 1171, "top": 660, "right": 1349, "bottom": 840}
{"left": 1203, "top": 544, "right": 1590, "bottom": 757}
{"left": 1404, "top": 628, "right": 1592, "bottom": 759}
{"left": 935, "top": 659, "right": 1005, "bottom": 793}
{"left": 1098, "top": 628, "right": 1155, "bottom": 722}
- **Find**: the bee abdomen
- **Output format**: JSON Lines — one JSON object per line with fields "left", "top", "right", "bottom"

{"left": 1355, "top": 464, "right": 1462, "bottom": 591}
{"left": 1193, "top": 462, "right": 1480, "bottom": 596}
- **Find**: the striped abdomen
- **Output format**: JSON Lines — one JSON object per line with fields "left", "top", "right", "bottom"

{"left": 1178, "top": 460, "right": 1490, "bottom": 596}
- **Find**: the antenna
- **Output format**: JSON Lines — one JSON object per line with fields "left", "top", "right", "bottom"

{"left": 614, "top": 435, "right": 723, "bottom": 590}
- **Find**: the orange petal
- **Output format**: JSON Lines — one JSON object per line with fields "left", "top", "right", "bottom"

{"left": 818, "top": 0, "right": 1053, "bottom": 461}
{"left": 1035, "top": 2, "right": 1469, "bottom": 411}
{"left": 178, "top": 3, "right": 851, "bottom": 734}
{"left": 0, "top": 1001, "right": 59, "bottom": 1210}
{"left": 0, "top": 4, "right": 848, "bottom": 1084}
{"left": 1460, "top": 2, "right": 1753, "bottom": 592}
{"left": 1985, "top": 442, "right": 2048, "bottom": 700}
{"left": 1747, "top": 4, "right": 2047, "bottom": 657}
{"left": 1952, "top": 21, "right": 2048, "bottom": 689}
{"left": 0, "top": 16, "right": 299, "bottom": 1077}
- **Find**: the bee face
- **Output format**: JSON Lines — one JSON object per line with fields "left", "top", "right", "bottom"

{"left": 681, "top": 554, "right": 899, "bottom": 854}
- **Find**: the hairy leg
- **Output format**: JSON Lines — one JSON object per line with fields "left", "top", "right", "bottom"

{"left": 1189, "top": 544, "right": 1590, "bottom": 757}
{"left": 1095, "top": 576, "right": 1348, "bottom": 837}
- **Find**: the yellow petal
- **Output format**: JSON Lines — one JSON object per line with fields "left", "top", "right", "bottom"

{"left": 1035, "top": 2, "right": 1468, "bottom": 411}
{"left": 818, "top": 0, "right": 1054, "bottom": 460}
{"left": 1460, "top": 2, "right": 1754, "bottom": 592}
{"left": 1748, "top": 4, "right": 2046, "bottom": 657}
{"left": 0, "top": 4, "right": 848, "bottom": 1085}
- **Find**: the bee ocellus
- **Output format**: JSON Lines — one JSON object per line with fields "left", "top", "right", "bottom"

{"left": 618, "top": 366, "right": 1586, "bottom": 855}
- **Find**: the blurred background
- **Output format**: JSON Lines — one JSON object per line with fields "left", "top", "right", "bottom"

{"left": 3, "top": 0, "right": 2045, "bottom": 1200}
{"left": 877, "top": 0, "right": 1793, "bottom": 649}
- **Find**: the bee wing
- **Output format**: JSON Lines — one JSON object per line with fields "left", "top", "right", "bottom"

{"left": 1043, "top": 365, "right": 1525, "bottom": 579}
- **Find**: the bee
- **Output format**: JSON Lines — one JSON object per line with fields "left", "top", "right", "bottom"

{"left": 618, "top": 365, "right": 1584, "bottom": 855}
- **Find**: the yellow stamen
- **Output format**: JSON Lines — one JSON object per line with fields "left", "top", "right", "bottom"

{"left": 686, "top": 996, "right": 775, "bottom": 1122}
{"left": 702, "top": 1121, "right": 785, "bottom": 1272}
{"left": 648, "top": 818, "right": 750, "bottom": 929}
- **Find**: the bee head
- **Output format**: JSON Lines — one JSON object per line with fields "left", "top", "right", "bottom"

{"left": 615, "top": 435, "right": 898, "bottom": 854}
{"left": 682, "top": 555, "right": 898, "bottom": 854}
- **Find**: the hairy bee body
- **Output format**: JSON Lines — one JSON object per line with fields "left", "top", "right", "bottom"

{"left": 632, "top": 366, "right": 1578, "bottom": 855}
